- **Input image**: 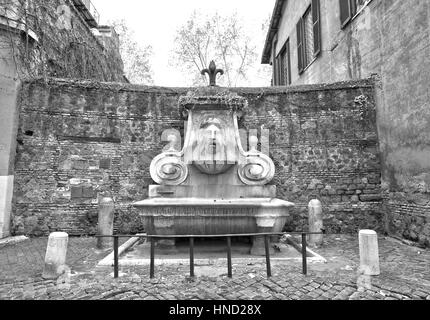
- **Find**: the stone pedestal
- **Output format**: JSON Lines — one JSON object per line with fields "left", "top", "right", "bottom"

{"left": 42, "top": 232, "right": 69, "bottom": 279}
{"left": 153, "top": 216, "right": 176, "bottom": 251}
{"left": 97, "top": 197, "right": 114, "bottom": 249}
{"left": 359, "top": 230, "right": 380, "bottom": 276}
{"left": 308, "top": 199, "right": 323, "bottom": 247}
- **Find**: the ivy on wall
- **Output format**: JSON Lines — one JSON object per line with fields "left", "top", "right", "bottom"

{"left": 0, "top": 0, "right": 124, "bottom": 82}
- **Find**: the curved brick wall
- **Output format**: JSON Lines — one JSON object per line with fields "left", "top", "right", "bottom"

{"left": 12, "top": 78, "right": 383, "bottom": 236}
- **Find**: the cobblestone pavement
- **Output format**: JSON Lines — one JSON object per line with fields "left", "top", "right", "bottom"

{"left": 0, "top": 235, "right": 429, "bottom": 300}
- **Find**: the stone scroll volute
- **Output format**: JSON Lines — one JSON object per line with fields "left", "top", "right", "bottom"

{"left": 150, "top": 133, "right": 188, "bottom": 186}
{"left": 237, "top": 135, "right": 275, "bottom": 186}
{"left": 149, "top": 152, "right": 188, "bottom": 186}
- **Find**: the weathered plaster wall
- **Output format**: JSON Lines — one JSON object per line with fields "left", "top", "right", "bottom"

{"left": 12, "top": 77, "right": 382, "bottom": 236}
{"left": 0, "top": 29, "right": 20, "bottom": 238}
{"left": 271, "top": 0, "right": 430, "bottom": 247}
{"left": 374, "top": 1, "right": 430, "bottom": 248}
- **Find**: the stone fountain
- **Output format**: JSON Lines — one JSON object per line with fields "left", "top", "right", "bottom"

{"left": 133, "top": 62, "right": 294, "bottom": 255}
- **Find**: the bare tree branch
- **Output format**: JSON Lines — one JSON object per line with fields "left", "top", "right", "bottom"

{"left": 170, "top": 10, "right": 258, "bottom": 87}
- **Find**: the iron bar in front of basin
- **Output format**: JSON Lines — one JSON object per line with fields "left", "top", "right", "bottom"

{"left": 227, "top": 236, "right": 232, "bottom": 278}
{"left": 301, "top": 233, "right": 307, "bottom": 275}
{"left": 189, "top": 237, "right": 195, "bottom": 278}
{"left": 98, "top": 231, "right": 325, "bottom": 279}
{"left": 113, "top": 236, "right": 119, "bottom": 279}
{"left": 264, "top": 235, "right": 272, "bottom": 277}
{"left": 150, "top": 237, "right": 155, "bottom": 279}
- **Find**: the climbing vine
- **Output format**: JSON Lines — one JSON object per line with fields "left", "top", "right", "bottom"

{"left": 0, "top": 0, "right": 123, "bottom": 81}
{"left": 179, "top": 87, "right": 247, "bottom": 107}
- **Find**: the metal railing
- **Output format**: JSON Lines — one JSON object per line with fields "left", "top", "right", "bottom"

{"left": 96, "top": 231, "right": 326, "bottom": 279}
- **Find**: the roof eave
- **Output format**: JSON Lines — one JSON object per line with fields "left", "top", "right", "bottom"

{"left": 261, "top": 0, "right": 287, "bottom": 64}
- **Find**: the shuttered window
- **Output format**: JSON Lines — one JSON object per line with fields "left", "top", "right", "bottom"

{"left": 284, "top": 40, "right": 292, "bottom": 85}
{"left": 278, "top": 52, "right": 285, "bottom": 86}
{"left": 272, "top": 40, "right": 278, "bottom": 85}
{"left": 274, "top": 39, "right": 291, "bottom": 86}
{"left": 312, "top": 0, "right": 321, "bottom": 55}
{"left": 277, "top": 40, "right": 291, "bottom": 86}
{"left": 304, "top": 7, "right": 314, "bottom": 66}
{"left": 340, "top": 0, "right": 371, "bottom": 28}
{"left": 297, "top": 0, "right": 321, "bottom": 74}
{"left": 339, "top": 0, "right": 353, "bottom": 28}
{"left": 297, "top": 18, "right": 304, "bottom": 74}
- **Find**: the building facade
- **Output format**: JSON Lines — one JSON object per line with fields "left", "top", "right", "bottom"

{"left": 262, "top": 0, "right": 430, "bottom": 247}
{"left": 0, "top": 0, "right": 125, "bottom": 238}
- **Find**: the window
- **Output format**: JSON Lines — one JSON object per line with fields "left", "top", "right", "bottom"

{"left": 274, "top": 39, "right": 291, "bottom": 86}
{"left": 272, "top": 39, "right": 278, "bottom": 85}
{"left": 297, "top": 0, "right": 321, "bottom": 74}
{"left": 340, "top": 0, "right": 372, "bottom": 28}
{"left": 304, "top": 8, "right": 315, "bottom": 69}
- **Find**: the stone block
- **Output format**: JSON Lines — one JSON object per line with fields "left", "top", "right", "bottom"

{"left": 308, "top": 199, "right": 323, "bottom": 246}
{"left": 360, "top": 194, "right": 382, "bottom": 202}
{"left": 42, "top": 232, "right": 69, "bottom": 279}
{"left": 328, "top": 189, "right": 337, "bottom": 195}
{"left": 72, "top": 159, "right": 88, "bottom": 170}
{"left": 99, "top": 158, "right": 111, "bottom": 170}
{"left": 359, "top": 230, "right": 380, "bottom": 276}
{"left": 70, "top": 186, "right": 83, "bottom": 199}
{"left": 97, "top": 198, "right": 114, "bottom": 249}
{"left": 341, "top": 195, "right": 350, "bottom": 202}
{"left": 82, "top": 186, "right": 94, "bottom": 198}
{"left": 121, "top": 156, "right": 134, "bottom": 169}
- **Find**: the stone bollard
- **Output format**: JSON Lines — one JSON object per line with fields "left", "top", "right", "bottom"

{"left": 97, "top": 197, "right": 115, "bottom": 249}
{"left": 308, "top": 199, "right": 323, "bottom": 247}
{"left": 42, "top": 232, "right": 69, "bottom": 279}
{"left": 359, "top": 230, "right": 380, "bottom": 276}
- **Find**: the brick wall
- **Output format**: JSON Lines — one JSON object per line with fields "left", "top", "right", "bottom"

{"left": 12, "top": 77, "right": 382, "bottom": 236}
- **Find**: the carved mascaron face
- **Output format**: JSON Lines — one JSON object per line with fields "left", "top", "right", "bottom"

{"left": 199, "top": 119, "right": 224, "bottom": 157}
{"left": 192, "top": 117, "right": 234, "bottom": 175}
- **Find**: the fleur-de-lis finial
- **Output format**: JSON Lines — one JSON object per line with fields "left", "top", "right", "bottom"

{"left": 201, "top": 61, "right": 224, "bottom": 86}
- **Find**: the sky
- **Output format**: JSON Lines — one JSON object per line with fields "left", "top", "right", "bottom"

{"left": 91, "top": 0, "right": 276, "bottom": 86}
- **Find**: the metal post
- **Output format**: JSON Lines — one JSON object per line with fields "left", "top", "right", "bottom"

{"left": 264, "top": 235, "right": 271, "bottom": 277}
{"left": 302, "top": 233, "right": 307, "bottom": 275}
{"left": 150, "top": 237, "right": 155, "bottom": 279}
{"left": 113, "top": 236, "right": 119, "bottom": 279}
{"left": 227, "top": 237, "right": 232, "bottom": 278}
{"left": 189, "top": 237, "right": 194, "bottom": 278}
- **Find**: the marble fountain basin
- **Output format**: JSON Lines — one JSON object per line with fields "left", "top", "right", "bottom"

{"left": 133, "top": 198, "right": 294, "bottom": 236}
